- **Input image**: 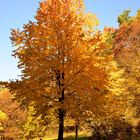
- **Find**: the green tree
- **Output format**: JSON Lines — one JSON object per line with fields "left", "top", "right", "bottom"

{"left": 118, "top": 9, "right": 133, "bottom": 25}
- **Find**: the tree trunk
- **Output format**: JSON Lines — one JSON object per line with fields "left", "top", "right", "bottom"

{"left": 57, "top": 70, "right": 65, "bottom": 140}
{"left": 58, "top": 109, "right": 65, "bottom": 140}
{"left": 75, "top": 123, "right": 79, "bottom": 140}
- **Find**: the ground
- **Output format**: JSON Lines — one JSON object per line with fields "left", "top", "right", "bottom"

{"left": 35, "top": 131, "right": 91, "bottom": 140}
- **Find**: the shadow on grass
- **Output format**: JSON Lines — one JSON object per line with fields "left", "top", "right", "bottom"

{"left": 53, "top": 136, "right": 88, "bottom": 140}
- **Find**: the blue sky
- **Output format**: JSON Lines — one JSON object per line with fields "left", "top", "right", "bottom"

{"left": 0, "top": 0, "right": 140, "bottom": 81}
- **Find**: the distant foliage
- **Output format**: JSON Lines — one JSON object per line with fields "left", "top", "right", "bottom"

{"left": 0, "top": 89, "right": 26, "bottom": 139}
{"left": 115, "top": 10, "right": 140, "bottom": 118}
{"left": 118, "top": 9, "right": 133, "bottom": 25}
{"left": 23, "top": 104, "right": 47, "bottom": 139}
{"left": 0, "top": 110, "right": 7, "bottom": 132}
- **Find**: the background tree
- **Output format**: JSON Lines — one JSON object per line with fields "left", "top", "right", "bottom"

{"left": 0, "top": 88, "right": 26, "bottom": 139}
{"left": 87, "top": 27, "right": 134, "bottom": 140}
{"left": 117, "top": 9, "right": 133, "bottom": 25}
{"left": 23, "top": 103, "right": 47, "bottom": 139}
{"left": 114, "top": 10, "right": 140, "bottom": 138}
{"left": 0, "top": 110, "right": 7, "bottom": 139}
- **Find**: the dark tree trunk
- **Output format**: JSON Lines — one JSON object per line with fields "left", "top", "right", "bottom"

{"left": 57, "top": 70, "right": 65, "bottom": 140}
{"left": 58, "top": 109, "right": 65, "bottom": 140}
{"left": 75, "top": 123, "right": 79, "bottom": 140}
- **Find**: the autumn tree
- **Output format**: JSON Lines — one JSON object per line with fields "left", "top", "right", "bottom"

{"left": 7, "top": 0, "right": 110, "bottom": 139}
{"left": 0, "top": 110, "right": 7, "bottom": 139}
{"left": 86, "top": 27, "right": 134, "bottom": 140}
{"left": 0, "top": 88, "right": 26, "bottom": 139}
{"left": 114, "top": 10, "right": 140, "bottom": 134}
{"left": 23, "top": 103, "right": 47, "bottom": 139}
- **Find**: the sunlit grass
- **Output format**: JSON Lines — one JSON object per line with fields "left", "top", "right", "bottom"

{"left": 43, "top": 131, "right": 91, "bottom": 140}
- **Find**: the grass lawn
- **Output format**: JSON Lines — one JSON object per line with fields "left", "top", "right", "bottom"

{"left": 43, "top": 131, "right": 91, "bottom": 140}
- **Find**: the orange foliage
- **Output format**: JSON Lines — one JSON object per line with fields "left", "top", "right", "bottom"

{"left": 0, "top": 89, "right": 26, "bottom": 139}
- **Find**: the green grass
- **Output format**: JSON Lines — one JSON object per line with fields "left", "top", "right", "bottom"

{"left": 43, "top": 131, "right": 91, "bottom": 140}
